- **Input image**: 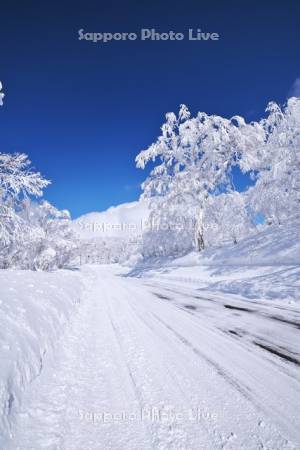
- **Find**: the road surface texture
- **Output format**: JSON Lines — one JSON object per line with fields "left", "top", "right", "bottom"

{"left": 8, "top": 266, "right": 300, "bottom": 449}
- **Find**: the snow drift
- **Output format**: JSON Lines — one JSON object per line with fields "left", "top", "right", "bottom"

{"left": 201, "top": 219, "right": 300, "bottom": 266}
{"left": 0, "top": 268, "right": 86, "bottom": 443}
{"left": 129, "top": 220, "right": 300, "bottom": 303}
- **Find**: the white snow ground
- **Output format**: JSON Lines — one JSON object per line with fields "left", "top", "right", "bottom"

{"left": 0, "top": 268, "right": 86, "bottom": 443}
{"left": 74, "top": 200, "right": 300, "bottom": 303}
{"left": 3, "top": 265, "right": 300, "bottom": 449}
{"left": 127, "top": 217, "right": 300, "bottom": 303}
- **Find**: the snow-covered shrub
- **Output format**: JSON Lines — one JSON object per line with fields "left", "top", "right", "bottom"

{"left": 0, "top": 197, "right": 77, "bottom": 271}
{"left": 78, "top": 235, "right": 142, "bottom": 265}
{"left": 17, "top": 200, "right": 78, "bottom": 270}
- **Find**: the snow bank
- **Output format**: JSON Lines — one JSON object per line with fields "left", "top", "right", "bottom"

{"left": 206, "top": 265, "right": 300, "bottom": 302}
{"left": 128, "top": 221, "right": 300, "bottom": 303}
{"left": 0, "top": 268, "right": 86, "bottom": 442}
{"left": 201, "top": 220, "right": 300, "bottom": 266}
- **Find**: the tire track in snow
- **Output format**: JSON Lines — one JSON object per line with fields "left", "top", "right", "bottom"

{"left": 117, "top": 279, "right": 297, "bottom": 449}
{"left": 103, "top": 279, "right": 210, "bottom": 450}
{"left": 6, "top": 267, "right": 300, "bottom": 449}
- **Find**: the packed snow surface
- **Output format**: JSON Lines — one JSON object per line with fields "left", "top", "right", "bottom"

{"left": 3, "top": 265, "right": 300, "bottom": 449}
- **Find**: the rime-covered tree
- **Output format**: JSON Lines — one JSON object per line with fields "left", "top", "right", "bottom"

{"left": 0, "top": 152, "right": 50, "bottom": 265}
{"left": 203, "top": 191, "right": 254, "bottom": 246}
{"left": 18, "top": 200, "right": 77, "bottom": 270}
{"left": 0, "top": 81, "right": 77, "bottom": 270}
{"left": 245, "top": 97, "right": 300, "bottom": 225}
{"left": 136, "top": 104, "right": 264, "bottom": 254}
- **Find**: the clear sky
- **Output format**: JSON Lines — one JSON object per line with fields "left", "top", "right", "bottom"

{"left": 0, "top": 0, "right": 299, "bottom": 218}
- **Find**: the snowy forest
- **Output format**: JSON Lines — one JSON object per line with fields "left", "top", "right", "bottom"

{"left": 1, "top": 79, "right": 299, "bottom": 269}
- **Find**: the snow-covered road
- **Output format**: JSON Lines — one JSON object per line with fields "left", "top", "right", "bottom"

{"left": 8, "top": 266, "right": 300, "bottom": 449}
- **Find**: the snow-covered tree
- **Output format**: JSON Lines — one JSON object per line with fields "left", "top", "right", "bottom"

{"left": 245, "top": 97, "right": 300, "bottom": 225}
{"left": 136, "top": 98, "right": 299, "bottom": 258}
{"left": 0, "top": 152, "right": 50, "bottom": 200}
{"left": 136, "top": 105, "right": 264, "bottom": 254}
{"left": 203, "top": 191, "right": 254, "bottom": 246}
{"left": 0, "top": 81, "right": 77, "bottom": 270}
{"left": 0, "top": 153, "right": 51, "bottom": 266}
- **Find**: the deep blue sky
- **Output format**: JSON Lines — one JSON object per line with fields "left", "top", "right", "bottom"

{"left": 0, "top": 0, "right": 299, "bottom": 218}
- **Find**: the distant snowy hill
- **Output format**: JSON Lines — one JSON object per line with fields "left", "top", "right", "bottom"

{"left": 73, "top": 200, "right": 149, "bottom": 240}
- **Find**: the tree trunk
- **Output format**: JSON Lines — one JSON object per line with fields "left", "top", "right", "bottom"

{"left": 195, "top": 208, "right": 205, "bottom": 252}
{"left": 196, "top": 232, "right": 205, "bottom": 251}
